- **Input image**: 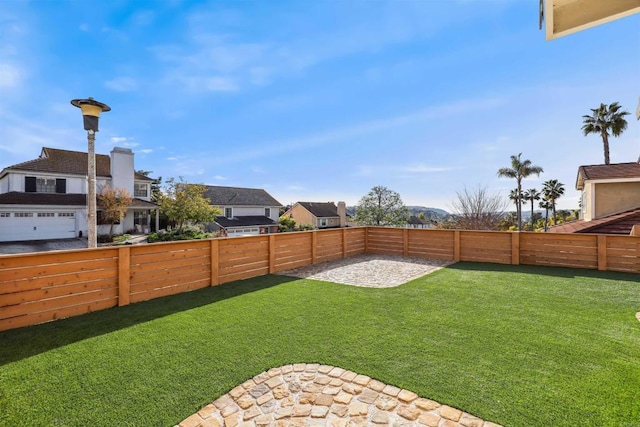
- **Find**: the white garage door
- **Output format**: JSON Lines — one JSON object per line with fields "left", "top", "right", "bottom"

{"left": 0, "top": 211, "right": 76, "bottom": 242}
{"left": 227, "top": 227, "right": 260, "bottom": 237}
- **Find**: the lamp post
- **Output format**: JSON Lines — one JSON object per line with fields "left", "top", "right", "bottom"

{"left": 70, "top": 97, "right": 111, "bottom": 248}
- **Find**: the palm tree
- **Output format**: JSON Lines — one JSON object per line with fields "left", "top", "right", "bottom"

{"left": 582, "top": 102, "right": 630, "bottom": 165}
{"left": 539, "top": 198, "right": 552, "bottom": 232}
{"left": 497, "top": 153, "right": 544, "bottom": 231}
{"left": 542, "top": 179, "right": 565, "bottom": 225}
{"left": 523, "top": 188, "right": 541, "bottom": 231}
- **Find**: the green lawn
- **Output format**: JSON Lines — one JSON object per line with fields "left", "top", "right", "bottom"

{"left": 1, "top": 263, "right": 638, "bottom": 427}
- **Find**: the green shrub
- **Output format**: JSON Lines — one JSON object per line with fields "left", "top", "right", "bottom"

{"left": 147, "top": 228, "right": 215, "bottom": 243}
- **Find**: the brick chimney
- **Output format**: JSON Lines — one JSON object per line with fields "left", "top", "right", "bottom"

{"left": 337, "top": 201, "right": 346, "bottom": 228}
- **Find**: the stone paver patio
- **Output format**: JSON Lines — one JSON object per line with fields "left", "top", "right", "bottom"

{"left": 278, "top": 254, "right": 454, "bottom": 288}
{"left": 177, "top": 363, "right": 501, "bottom": 427}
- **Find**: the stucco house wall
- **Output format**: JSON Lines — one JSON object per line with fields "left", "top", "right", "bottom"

{"left": 594, "top": 181, "right": 640, "bottom": 218}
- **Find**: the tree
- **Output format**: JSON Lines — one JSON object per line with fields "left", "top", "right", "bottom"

{"left": 497, "top": 153, "right": 544, "bottom": 231}
{"left": 159, "top": 177, "right": 221, "bottom": 233}
{"left": 539, "top": 198, "right": 552, "bottom": 232}
{"left": 542, "top": 179, "right": 565, "bottom": 225}
{"left": 354, "top": 186, "right": 409, "bottom": 226}
{"left": 448, "top": 185, "right": 509, "bottom": 230}
{"left": 278, "top": 215, "right": 296, "bottom": 232}
{"left": 523, "top": 188, "right": 541, "bottom": 231}
{"left": 97, "top": 186, "right": 133, "bottom": 238}
{"left": 508, "top": 188, "right": 523, "bottom": 223}
{"left": 582, "top": 102, "right": 630, "bottom": 165}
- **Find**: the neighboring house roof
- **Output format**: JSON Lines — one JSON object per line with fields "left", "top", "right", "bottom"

{"left": 576, "top": 162, "right": 640, "bottom": 189}
{"left": 0, "top": 192, "right": 157, "bottom": 209}
{"left": 297, "top": 202, "right": 339, "bottom": 218}
{"left": 203, "top": 185, "right": 282, "bottom": 207}
{"left": 214, "top": 215, "right": 276, "bottom": 228}
{"left": 3, "top": 147, "right": 112, "bottom": 177}
{"left": 408, "top": 215, "right": 430, "bottom": 225}
{"left": 134, "top": 172, "right": 155, "bottom": 182}
{"left": 0, "top": 192, "right": 86, "bottom": 206}
{"left": 548, "top": 208, "right": 640, "bottom": 235}
{"left": 1, "top": 147, "right": 156, "bottom": 181}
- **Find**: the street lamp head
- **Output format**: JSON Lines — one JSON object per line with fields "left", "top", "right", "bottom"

{"left": 71, "top": 97, "right": 111, "bottom": 132}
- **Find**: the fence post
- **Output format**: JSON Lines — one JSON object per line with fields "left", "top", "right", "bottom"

{"left": 312, "top": 231, "right": 317, "bottom": 264}
{"left": 454, "top": 230, "right": 460, "bottom": 262}
{"left": 342, "top": 228, "right": 347, "bottom": 258}
{"left": 511, "top": 232, "right": 520, "bottom": 265}
{"left": 365, "top": 227, "right": 369, "bottom": 253}
{"left": 210, "top": 239, "right": 219, "bottom": 286}
{"left": 403, "top": 229, "right": 409, "bottom": 257}
{"left": 269, "top": 235, "right": 276, "bottom": 273}
{"left": 597, "top": 235, "right": 607, "bottom": 271}
{"left": 118, "top": 247, "right": 130, "bottom": 306}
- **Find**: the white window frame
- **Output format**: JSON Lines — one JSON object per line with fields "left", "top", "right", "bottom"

{"left": 36, "top": 177, "right": 56, "bottom": 193}
{"left": 320, "top": 218, "right": 328, "bottom": 227}
{"left": 265, "top": 208, "right": 271, "bottom": 217}
{"left": 0, "top": 212, "right": 10, "bottom": 218}
{"left": 134, "top": 183, "right": 148, "bottom": 198}
{"left": 225, "top": 207, "right": 233, "bottom": 218}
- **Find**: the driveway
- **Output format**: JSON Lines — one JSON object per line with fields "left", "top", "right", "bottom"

{"left": 0, "top": 238, "right": 89, "bottom": 255}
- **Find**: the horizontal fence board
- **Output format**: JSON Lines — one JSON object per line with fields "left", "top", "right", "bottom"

{"left": 0, "top": 298, "right": 117, "bottom": 332}
{"left": 130, "top": 262, "right": 210, "bottom": 285}
{"left": 219, "top": 259, "right": 270, "bottom": 276}
{"left": 0, "top": 248, "right": 118, "bottom": 269}
{"left": 129, "top": 240, "right": 210, "bottom": 256}
{"left": 0, "top": 258, "right": 118, "bottom": 283}
{"left": 0, "top": 287, "right": 118, "bottom": 320}
{"left": 130, "top": 278, "right": 211, "bottom": 304}
{"left": 131, "top": 254, "right": 210, "bottom": 275}
{"left": 2, "top": 278, "right": 118, "bottom": 307}
{"left": 0, "top": 267, "right": 118, "bottom": 295}
{"left": 130, "top": 270, "right": 211, "bottom": 295}
{"left": 274, "top": 252, "right": 312, "bottom": 267}
{"left": 131, "top": 246, "right": 209, "bottom": 265}
{"left": 218, "top": 267, "right": 270, "bottom": 284}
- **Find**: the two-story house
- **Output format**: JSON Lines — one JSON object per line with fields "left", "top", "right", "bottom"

{"left": 283, "top": 202, "right": 347, "bottom": 229}
{"left": 0, "top": 147, "right": 158, "bottom": 242}
{"left": 203, "top": 185, "right": 282, "bottom": 236}
{"left": 549, "top": 160, "right": 640, "bottom": 235}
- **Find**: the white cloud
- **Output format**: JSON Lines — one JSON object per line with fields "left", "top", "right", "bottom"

{"left": 111, "top": 136, "right": 128, "bottom": 143}
{"left": 402, "top": 164, "right": 452, "bottom": 173}
{"left": 79, "top": 23, "right": 90, "bottom": 32}
{"left": 0, "top": 63, "right": 23, "bottom": 89}
{"left": 138, "top": 149, "right": 153, "bottom": 154}
{"left": 105, "top": 76, "right": 138, "bottom": 92}
{"left": 214, "top": 175, "right": 227, "bottom": 180}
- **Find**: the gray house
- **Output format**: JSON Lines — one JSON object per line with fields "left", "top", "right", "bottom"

{"left": 203, "top": 185, "right": 282, "bottom": 237}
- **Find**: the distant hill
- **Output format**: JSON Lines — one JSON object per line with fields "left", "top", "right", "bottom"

{"left": 346, "top": 206, "right": 449, "bottom": 220}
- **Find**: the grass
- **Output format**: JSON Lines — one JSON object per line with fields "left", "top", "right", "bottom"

{"left": 0, "top": 263, "right": 639, "bottom": 427}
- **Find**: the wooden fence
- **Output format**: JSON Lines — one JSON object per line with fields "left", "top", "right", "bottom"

{"left": 0, "top": 227, "right": 637, "bottom": 332}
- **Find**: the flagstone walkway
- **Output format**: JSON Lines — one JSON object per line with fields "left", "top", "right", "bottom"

{"left": 177, "top": 363, "right": 502, "bottom": 427}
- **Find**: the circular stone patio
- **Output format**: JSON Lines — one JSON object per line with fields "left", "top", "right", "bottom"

{"left": 177, "top": 363, "right": 502, "bottom": 427}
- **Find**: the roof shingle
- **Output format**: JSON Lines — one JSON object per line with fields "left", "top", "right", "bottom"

{"left": 297, "top": 202, "right": 339, "bottom": 218}
{"left": 576, "top": 162, "right": 640, "bottom": 189}
{"left": 203, "top": 186, "right": 281, "bottom": 207}
{"left": 548, "top": 207, "right": 640, "bottom": 235}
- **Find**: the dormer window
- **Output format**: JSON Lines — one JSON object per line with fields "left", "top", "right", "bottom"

{"left": 25, "top": 177, "right": 66, "bottom": 193}
{"left": 134, "top": 183, "right": 148, "bottom": 198}
{"left": 225, "top": 207, "right": 233, "bottom": 218}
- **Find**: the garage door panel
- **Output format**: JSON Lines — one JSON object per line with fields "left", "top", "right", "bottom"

{"left": 0, "top": 211, "right": 76, "bottom": 242}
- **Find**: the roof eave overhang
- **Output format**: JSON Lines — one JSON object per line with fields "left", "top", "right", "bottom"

{"left": 545, "top": 0, "right": 640, "bottom": 41}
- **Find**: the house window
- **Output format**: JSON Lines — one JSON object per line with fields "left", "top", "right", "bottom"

{"left": 320, "top": 218, "right": 328, "bottom": 227}
{"left": 37, "top": 212, "right": 55, "bottom": 217}
{"left": 265, "top": 208, "right": 271, "bottom": 217}
{"left": 134, "top": 183, "right": 148, "bottom": 198}
{"left": 58, "top": 212, "right": 75, "bottom": 217}
{"left": 134, "top": 210, "right": 148, "bottom": 226}
{"left": 36, "top": 178, "right": 56, "bottom": 193}
{"left": 0, "top": 212, "right": 10, "bottom": 218}
{"left": 225, "top": 207, "right": 233, "bottom": 218}
{"left": 14, "top": 212, "right": 33, "bottom": 218}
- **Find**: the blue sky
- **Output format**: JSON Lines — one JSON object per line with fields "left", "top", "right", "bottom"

{"left": 1, "top": 1, "right": 638, "bottom": 210}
